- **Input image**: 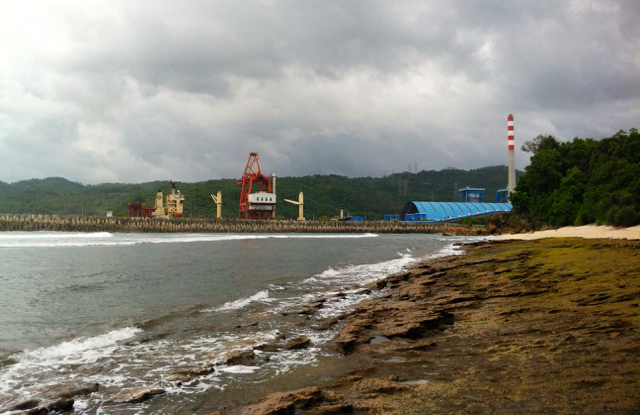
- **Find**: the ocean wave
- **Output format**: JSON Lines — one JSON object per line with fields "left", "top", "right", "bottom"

{"left": 278, "top": 239, "right": 483, "bottom": 319}
{"left": 431, "top": 236, "right": 490, "bottom": 258}
{"left": 15, "top": 327, "right": 142, "bottom": 364}
{"left": 280, "top": 233, "right": 379, "bottom": 239}
{"left": 313, "top": 252, "right": 415, "bottom": 285}
{"left": 0, "top": 232, "right": 114, "bottom": 240}
{"left": 0, "top": 327, "right": 143, "bottom": 397}
{"left": 270, "top": 252, "right": 416, "bottom": 318}
{"left": 0, "top": 231, "right": 117, "bottom": 248}
{"left": 0, "top": 232, "right": 378, "bottom": 248}
{"left": 206, "top": 289, "right": 271, "bottom": 312}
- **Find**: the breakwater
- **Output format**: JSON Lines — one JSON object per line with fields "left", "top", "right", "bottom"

{"left": 0, "top": 214, "right": 484, "bottom": 234}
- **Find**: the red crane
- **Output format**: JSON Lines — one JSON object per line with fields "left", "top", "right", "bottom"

{"left": 236, "top": 153, "right": 276, "bottom": 219}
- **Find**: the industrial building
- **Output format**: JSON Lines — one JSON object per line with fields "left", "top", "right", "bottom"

{"left": 458, "top": 187, "right": 485, "bottom": 203}
{"left": 495, "top": 189, "right": 509, "bottom": 203}
{"left": 393, "top": 115, "right": 515, "bottom": 223}
{"left": 459, "top": 187, "right": 510, "bottom": 204}
{"left": 400, "top": 201, "right": 512, "bottom": 222}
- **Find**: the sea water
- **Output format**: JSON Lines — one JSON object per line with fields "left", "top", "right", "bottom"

{"left": 0, "top": 231, "right": 485, "bottom": 414}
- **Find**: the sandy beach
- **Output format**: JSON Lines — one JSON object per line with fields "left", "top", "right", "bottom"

{"left": 496, "top": 224, "right": 640, "bottom": 240}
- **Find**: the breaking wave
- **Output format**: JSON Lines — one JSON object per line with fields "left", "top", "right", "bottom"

{"left": 15, "top": 327, "right": 142, "bottom": 364}
{"left": 0, "top": 232, "right": 378, "bottom": 248}
{"left": 208, "top": 290, "right": 271, "bottom": 312}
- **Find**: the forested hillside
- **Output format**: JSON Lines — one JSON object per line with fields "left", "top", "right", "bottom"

{"left": 0, "top": 166, "right": 517, "bottom": 220}
{"left": 512, "top": 129, "right": 639, "bottom": 227}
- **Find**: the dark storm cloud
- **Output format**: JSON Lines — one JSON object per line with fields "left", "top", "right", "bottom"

{"left": 0, "top": 1, "right": 637, "bottom": 184}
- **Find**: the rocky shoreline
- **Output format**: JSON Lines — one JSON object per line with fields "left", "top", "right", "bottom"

{"left": 222, "top": 237, "right": 640, "bottom": 415}
{"left": 3, "top": 237, "right": 638, "bottom": 415}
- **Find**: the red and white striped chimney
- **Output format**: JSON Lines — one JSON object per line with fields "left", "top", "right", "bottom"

{"left": 507, "top": 114, "right": 516, "bottom": 198}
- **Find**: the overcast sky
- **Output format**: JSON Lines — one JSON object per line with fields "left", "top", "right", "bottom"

{"left": 0, "top": 1, "right": 638, "bottom": 184}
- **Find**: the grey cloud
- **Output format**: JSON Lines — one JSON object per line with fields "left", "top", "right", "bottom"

{"left": 0, "top": 1, "right": 638, "bottom": 184}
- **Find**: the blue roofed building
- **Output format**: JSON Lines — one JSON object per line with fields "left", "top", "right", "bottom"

{"left": 400, "top": 201, "right": 512, "bottom": 222}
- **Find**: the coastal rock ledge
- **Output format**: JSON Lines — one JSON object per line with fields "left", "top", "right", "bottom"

{"left": 226, "top": 238, "right": 640, "bottom": 415}
{"left": 112, "top": 386, "right": 165, "bottom": 404}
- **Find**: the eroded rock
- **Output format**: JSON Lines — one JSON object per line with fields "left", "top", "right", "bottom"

{"left": 255, "top": 342, "right": 282, "bottom": 352}
{"left": 334, "top": 318, "right": 374, "bottom": 354}
{"left": 113, "top": 386, "right": 165, "bottom": 403}
{"left": 240, "top": 386, "right": 325, "bottom": 415}
{"left": 220, "top": 349, "right": 256, "bottom": 366}
{"left": 282, "top": 336, "right": 311, "bottom": 350}
{"left": 15, "top": 397, "right": 75, "bottom": 415}
{"left": 305, "top": 403, "right": 354, "bottom": 414}
{"left": 4, "top": 399, "right": 40, "bottom": 412}
{"left": 57, "top": 383, "right": 100, "bottom": 398}
{"left": 353, "top": 377, "right": 407, "bottom": 394}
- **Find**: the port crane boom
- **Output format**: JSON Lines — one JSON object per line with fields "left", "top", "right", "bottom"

{"left": 284, "top": 192, "right": 305, "bottom": 221}
{"left": 236, "top": 153, "right": 276, "bottom": 219}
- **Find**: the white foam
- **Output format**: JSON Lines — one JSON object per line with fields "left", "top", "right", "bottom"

{"left": 0, "top": 232, "right": 115, "bottom": 248}
{"left": 270, "top": 252, "right": 416, "bottom": 318}
{"left": 0, "top": 327, "right": 143, "bottom": 397}
{"left": 314, "top": 252, "right": 415, "bottom": 285}
{"left": 15, "top": 327, "right": 142, "bottom": 364}
{"left": 0, "top": 232, "right": 378, "bottom": 249}
{"left": 284, "top": 233, "right": 379, "bottom": 239}
{"left": 217, "top": 365, "right": 261, "bottom": 374}
{"left": 278, "top": 236, "right": 491, "bottom": 319}
{"left": 0, "top": 231, "right": 113, "bottom": 239}
{"left": 431, "top": 236, "right": 490, "bottom": 259}
{"left": 206, "top": 290, "right": 271, "bottom": 312}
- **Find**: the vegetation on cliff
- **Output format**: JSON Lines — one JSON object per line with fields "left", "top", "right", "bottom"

{"left": 512, "top": 128, "right": 640, "bottom": 227}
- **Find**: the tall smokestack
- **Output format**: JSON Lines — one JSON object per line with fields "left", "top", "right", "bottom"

{"left": 507, "top": 114, "right": 516, "bottom": 200}
{"left": 271, "top": 172, "right": 277, "bottom": 217}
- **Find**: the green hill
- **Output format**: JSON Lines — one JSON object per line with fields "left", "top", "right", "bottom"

{"left": 0, "top": 166, "right": 519, "bottom": 220}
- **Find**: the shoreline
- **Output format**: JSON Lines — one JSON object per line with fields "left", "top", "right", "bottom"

{"left": 0, "top": 234, "right": 462, "bottom": 415}
{"left": 3, "top": 226, "right": 639, "bottom": 414}
{"left": 220, "top": 237, "right": 640, "bottom": 415}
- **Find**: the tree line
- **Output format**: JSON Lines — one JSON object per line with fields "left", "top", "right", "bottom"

{"left": 511, "top": 128, "right": 639, "bottom": 227}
